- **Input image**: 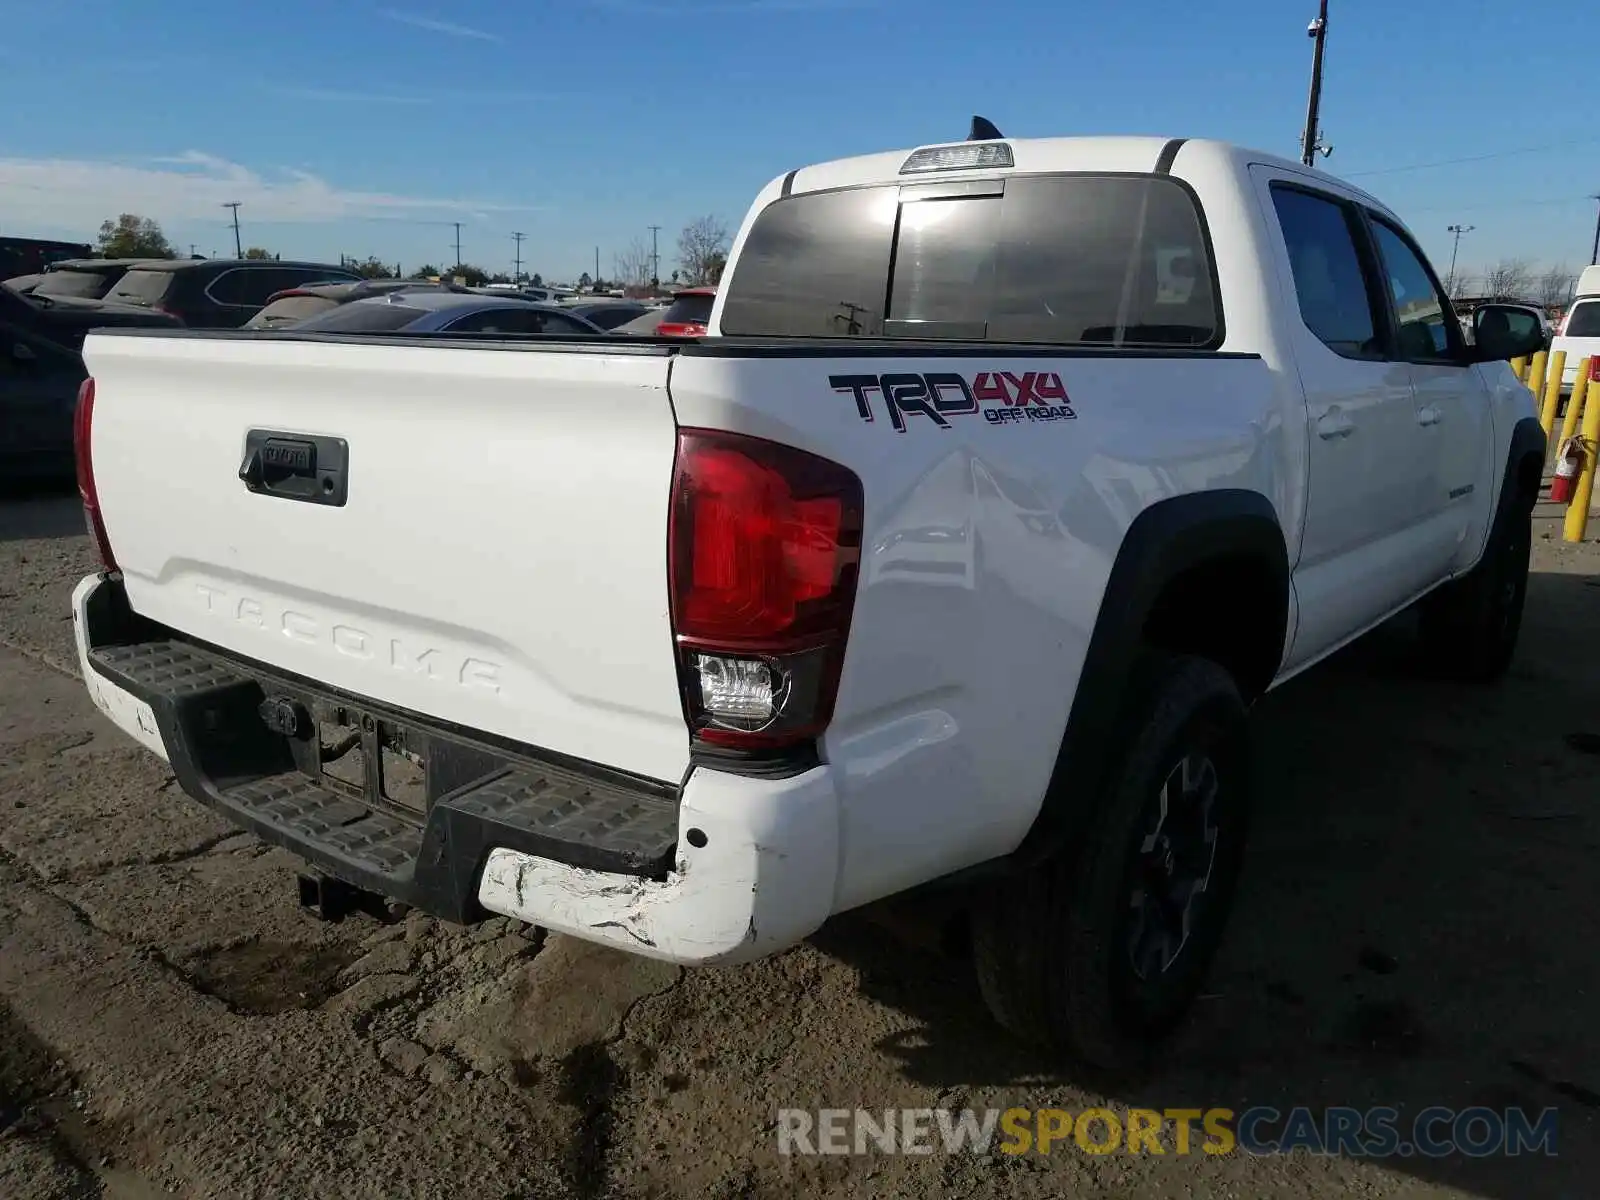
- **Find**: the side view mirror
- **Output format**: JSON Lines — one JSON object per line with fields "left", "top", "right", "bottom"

{"left": 11, "top": 341, "right": 37, "bottom": 364}
{"left": 1470, "top": 304, "right": 1547, "bottom": 363}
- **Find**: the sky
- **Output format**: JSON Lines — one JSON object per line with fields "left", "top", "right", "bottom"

{"left": 2, "top": 0, "right": 1597, "bottom": 286}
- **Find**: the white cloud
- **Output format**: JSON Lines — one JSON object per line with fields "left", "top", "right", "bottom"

{"left": 378, "top": 8, "right": 502, "bottom": 41}
{"left": 0, "top": 152, "right": 537, "bottom": 233}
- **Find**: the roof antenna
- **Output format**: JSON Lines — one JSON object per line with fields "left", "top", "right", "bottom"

{"left": 968, "top": 115, "right": 1004, "bottom": 141}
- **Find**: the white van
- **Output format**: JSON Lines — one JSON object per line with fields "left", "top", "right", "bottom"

{"left": 1551, "top": 266, "right": 1600, "bottom": 395}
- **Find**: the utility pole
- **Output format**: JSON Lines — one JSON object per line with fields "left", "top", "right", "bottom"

{"left": 648, "top": 225, "right": 662, "bottom": 289}
{"left": 222, "top": 202, "right": 242, "bottom": 257}
{"left": 189, "top": 244, "right": 197, "bottom": 258}
{"left": 512, "top": 231, "right": 525, "bottom": 281}
{"left": 1590, "top": 194, "right": 1600, "bottom": 266}
{"left": 1299, "top": 0, "right": 1331, "bottom": 167}
{"left": 1446, "top": 224, "right": 1475, "bottom": 297}
{"left": 452, "top": 222, "right": 462, "bottom": 270}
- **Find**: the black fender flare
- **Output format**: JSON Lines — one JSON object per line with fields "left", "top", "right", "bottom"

{"left": 1012, "top": 489, "right": 1289, "bottom": 866}
{"left": 1502, "top": 416, "right": 1546, "bottom": 517}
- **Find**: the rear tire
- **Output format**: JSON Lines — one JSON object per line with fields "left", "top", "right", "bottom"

{"left": 1417, "top": 504, "right": 1531, "bottom": 683}
{"left": 970, "top": 654, "right": 1251, "bottom": 1071}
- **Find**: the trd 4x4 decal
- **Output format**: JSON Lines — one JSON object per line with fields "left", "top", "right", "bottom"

{"left": 829, "top": 371, "right": 1076, "bottom": 432}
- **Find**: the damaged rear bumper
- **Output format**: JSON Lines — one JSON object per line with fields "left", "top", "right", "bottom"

{"left": 72, "top": 572, "right": 841, "bottom": 965}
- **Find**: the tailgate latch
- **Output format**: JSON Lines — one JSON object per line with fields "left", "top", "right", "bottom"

{"left": 239, "top": 430, "right": 349, "bottom": 507}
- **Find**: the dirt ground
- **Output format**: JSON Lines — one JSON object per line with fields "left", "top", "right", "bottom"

{"left": 1, "top": 485, "right": 1597, "bottom": 1200}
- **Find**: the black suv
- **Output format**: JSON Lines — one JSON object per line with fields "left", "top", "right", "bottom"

{"left": 106, "top": 260, "right": 361, "bottom": 329}
{"left": 1, "top": 278, "right": 181, "bottom": 350}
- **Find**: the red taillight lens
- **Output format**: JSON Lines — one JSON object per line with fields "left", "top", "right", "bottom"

{"left": 668, "top": 429, "right": 863, "bottom": 751}
{"left": 73, "top": 377, "right": 118, "bottom": 572}
{"left": 1590, "top": 356, "right": 1600, "bottom": 383}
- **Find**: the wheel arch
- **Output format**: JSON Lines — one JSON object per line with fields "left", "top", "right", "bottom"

{"left": 1012, "top": 488, "right": 1289, "bottom": 867}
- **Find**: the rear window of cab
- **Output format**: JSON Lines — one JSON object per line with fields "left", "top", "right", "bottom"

{"left": 719, "top": 174, "right": 1219, "bottom": 348}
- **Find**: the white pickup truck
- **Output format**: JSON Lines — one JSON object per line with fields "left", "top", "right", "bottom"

{"left": 72, "top": 125, "right": 1547, "bottom": 1069}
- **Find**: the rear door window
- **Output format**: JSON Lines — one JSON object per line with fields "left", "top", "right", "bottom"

{"left": 719, "top": 175, "right": 1219, "bottom": 346}
{"left": 1268, "top": 185, "right": 1384, "bottom": 360}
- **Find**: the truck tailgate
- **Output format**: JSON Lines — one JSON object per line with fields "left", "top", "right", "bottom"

{"left": 83, "top": 332, "right": 690, "bottom": 784}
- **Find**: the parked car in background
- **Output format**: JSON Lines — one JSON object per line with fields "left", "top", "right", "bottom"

{"left": 559, "top": 299, "right": 653, "bottom": 330}
{"left": 1551, "top": 266, "right": 1600, "bottom": 397}
{"left": 1, "top": 276, "right": 182, "bottom": 350}
{"left": 105, "top": 259, "right": 362, "bottom": 328}
{"left": 286, "top": 291, "right": 606, "bottom": 335}
{"left": 0, "top": 317, "right": 86, "bottom": 484}
{"left": 244, "top": 279, "right": 464, "bottom": 329}
{"left": 28, "top": 259, "right": 159, "bottom": 302}
{"left": 4, "top": 274, "right": 46, "bottom": 295}
{"left": 652, "top": 286, "right": 716, "bottom": 336}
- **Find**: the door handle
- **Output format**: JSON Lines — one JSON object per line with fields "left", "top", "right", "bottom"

{"left": 1417, "top": 404, "right": 1442, "bottom": 427}
{"left": 1316, "top": 409, "right": 1354, "bottom": 440}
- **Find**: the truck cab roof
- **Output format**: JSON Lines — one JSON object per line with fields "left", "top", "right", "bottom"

{"left": 775, "top": 135, "right": 1395, "bottom": 218}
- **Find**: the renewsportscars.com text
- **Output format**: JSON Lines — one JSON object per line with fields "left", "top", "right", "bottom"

{"left": 776, "top": 1106, "right": 1559, "bottom": 1159}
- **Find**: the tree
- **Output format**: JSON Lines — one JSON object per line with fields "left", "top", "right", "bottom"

{"left": 242, "top": 247, "right": 274, "bottom": 261}
{"left": 409, "top": 264, "right": 440, "bottom": 280}
{"left": 1482, "top": 258, "right": 1533, "bottom": 302}
{"left": 97, "top": 213, "right": 175, "bottom": 259}
{"left": 530, "top": 272, "right": 543, "bottom": 288}
{"left": 1448, "top": 272, "right": 1477, "bottom": 301}
{"left": 578, "top": 271, "right": 592, "bottom": 290}
{"left": 346, "top": 256, "right": 396, "bottom": 280}
{"left": 489, "top": 271, "right": 511, "bottom": 284}
{"left": 446, "top": 263, "right": 489, "bottom": 286}
{"left": 613, "top": 238, "right": 653, "bottom": 289}
{"left": 677, "top": 215, "right": 730, "bottom": 287}
{"left": 1537, "top": 262, "right": 1576, "bottom": 309}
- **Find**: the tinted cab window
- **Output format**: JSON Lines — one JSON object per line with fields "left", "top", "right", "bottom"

{"left": 720, "top": 175, "right": 1218, "bottom": 346}
{"left": 1269, "top": 185, "right": 1382, "bottom": 360}
{"left": 1368, "top": 218, "right": 1459, "bottom": 360}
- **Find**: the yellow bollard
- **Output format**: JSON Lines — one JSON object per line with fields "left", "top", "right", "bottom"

{"left": 1559, "top": 356, "right": 1591, "bottom": 447}
{"left": 1510, "top": 355, "right": 1529, "bottom": 381}
{"left": 1538, "top": 350, "right": 1565, "bottom": 437}
{"left": 1528, "top": 350, "right": 1550, "bottom": 427}
{"left": 1562, "top": 389, "right": 1600, "bottom": 542}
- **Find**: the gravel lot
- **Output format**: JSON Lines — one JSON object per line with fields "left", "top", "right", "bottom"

{"left": 1, "top": 485, "right": 1597, "bottom": 1199}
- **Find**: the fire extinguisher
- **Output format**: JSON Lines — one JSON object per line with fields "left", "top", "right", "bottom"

{"left": 1550, "top": 436, "right": 1585, "bottom": 505}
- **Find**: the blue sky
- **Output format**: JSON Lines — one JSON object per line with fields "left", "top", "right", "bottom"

{"left": 2, "top": 0, "right": 1597, "bottom": 287}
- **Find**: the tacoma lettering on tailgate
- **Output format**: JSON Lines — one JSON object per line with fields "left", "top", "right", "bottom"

{"left": 829, "top": 371, "right": 1076, "bottom": 432}
{"left": 192, "top": 584, "right": 503, "bottom": 693}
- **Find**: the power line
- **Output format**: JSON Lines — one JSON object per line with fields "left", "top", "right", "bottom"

{"left": 1344, "top": 136, "right": 1600, "bottom": 178}
{"left": 1406, "top": 195, "right": 1594, "bottom": 215}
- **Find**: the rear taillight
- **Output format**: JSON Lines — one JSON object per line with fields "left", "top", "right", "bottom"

{"left": 656, "top": 322, "right": 708, "bottom": 338}
{"left": 73, "top": 378, "right": 118, "bottom": 572}
{"left": 668, "top": 429, "right": 863, "bottom": 752}
{"left": 1590, "top": 356, "right": 1600, "bottom": 383}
